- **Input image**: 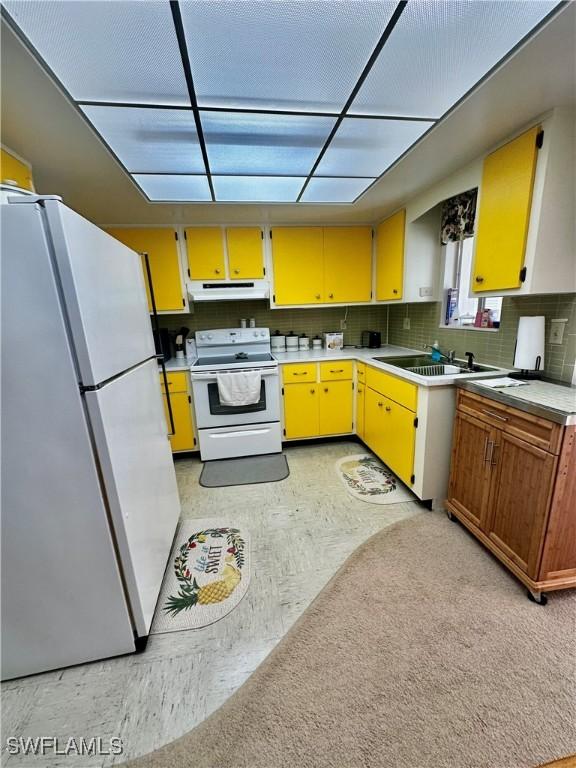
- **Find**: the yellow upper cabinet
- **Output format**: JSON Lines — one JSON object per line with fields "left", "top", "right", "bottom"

{"left": 107, "top": 228, "right": 184, "bottom": 312}
{"left": 323, "top": 227, "right": 372, "bottom": 303}
{"left": 271, "top": 227, "right": 324, "bottom": 305}
{"left": 472, "top": 126, "right": 539, "bottom": 293}
{"left": 185, "top": 227, "right": 226, "bottom": 280}
{"left": 376, "top": 209, "right": 405, "bottom": 301}
{"left": 226, "top": 228, "right": 264, "bottom": 279}
{"left": 1, "top": 148, "right": 34, "bottom": 191}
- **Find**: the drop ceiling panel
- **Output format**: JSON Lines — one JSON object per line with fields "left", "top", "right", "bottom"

{"left": 213, "top": 176, "right": 304, "bottom": 202}
{"left": 133, "top": 174, "right": 211, "bottom": 202}
{"left": 180, "top": 0, "right": 398, "bottom": 112}
{"left": 350, "top": 0, "right": 560, "bottom": 118}
{"left": 81, "top": 106, "right": 205, "bottom": 174}
{"left": 2, "top": 0, "right": 190, "bottom": 106}
{"left": 200, "top": 111, "right": 336, "bottom": 175}
{"left": 301, "top": 177, "right": 375, "bottom": 203}
{"left": 316, "top": 119, "right": 434, "bottom": 178}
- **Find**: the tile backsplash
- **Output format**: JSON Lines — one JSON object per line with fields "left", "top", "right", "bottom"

{"left": 159, "top": 301, "right": 389, "bottom": 347}
{"left": 388, "top": 293, "right": 576, "bottom": 383}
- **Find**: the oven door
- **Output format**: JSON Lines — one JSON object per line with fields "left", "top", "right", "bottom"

{"left": 191, "top": 367, "right": 280, "bottom": 429}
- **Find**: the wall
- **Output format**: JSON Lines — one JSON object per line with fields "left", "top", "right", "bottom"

{"left": 159, "top": 301, "right": 389, "bottom": 348}
{"left": 388, "top": 293, "right": 576, "bottom": 383}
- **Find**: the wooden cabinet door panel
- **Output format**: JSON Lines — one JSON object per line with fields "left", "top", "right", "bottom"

{"left": 226, "top": 228, "right": 264, "bottom": 278}
{"left": 319, "top": 381, "right": 353, "bottom": 436}
{"left": 107, "top": 228, "right": 183, "bottom": 312}
{"left": 163, "top": 392, "right": 195, "bottom": 452}
{"left": 283, "top": 384, "right": 319, "bottom": 439}
{"left": 356, "top": 384, "right": 365, "bottom": 440}
{"left": 473, "top": 126, "right": 539, "bottom": 292}
{"left": 272, "top": 228, "right": 324, "bottom": 305}
{"left": 487, "top": 432, "right": 556, "bottom": 576}
{"left": 448, "top": 413, "right": 494, "bottom": 531}
{"left": 323, "top": 227, "right": 372, "bottom": 303}
{"left": 186, "top": 228, "right": 226, "bottom": 280}
{"left": 376, "top": 209, "right": 405, "bottom": 301}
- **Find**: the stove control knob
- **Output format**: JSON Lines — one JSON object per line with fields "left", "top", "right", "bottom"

{"left": 260, "top": 331, "right": 266, "bottom": 337}
{"left": 207, "top": 334, "right": 213, "bottom": 340}
{"left": 253, "top": 331, "right": 259, "bottom": 337}
{"left": 199, "top": 334, "right": 205, "bottom": 341}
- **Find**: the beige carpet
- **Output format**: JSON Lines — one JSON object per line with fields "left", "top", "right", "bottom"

{"left": 125, "top": 513, "right": 576, "bottom": 768}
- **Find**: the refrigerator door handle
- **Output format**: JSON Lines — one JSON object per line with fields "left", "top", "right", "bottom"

{"left": 143, "top": 252, "right": 175, "bottom": 437}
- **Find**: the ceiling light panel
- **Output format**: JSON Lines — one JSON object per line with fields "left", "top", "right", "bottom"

{"left": 200, "top": 112, "right": 336, "bottom": 175}
{"left": 81, "top": 107, "right": 205, "bottom": 174}
{"left": 133, "top": 175, "right": 212, "bottom": 202}
{"left": 316, "top": 119, "right": 433, "bottom": 178}
{"left": 213, "top": 176, "right": 305, "bottom": 203}
{"left": 3, "top": 0, "right": 189, "bottom": 106}
{"left": 180, "top": 0, "right": 398, "bottom": 113}
{"left": 350, "top": 0, "right": 560, "bottom": 118}
{"left": 301, "top": 177, "right": 375, "bottom": 204}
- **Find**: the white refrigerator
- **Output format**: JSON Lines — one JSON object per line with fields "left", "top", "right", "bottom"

{"left": 1, "top": 195, "right": 181, "bottom": 680}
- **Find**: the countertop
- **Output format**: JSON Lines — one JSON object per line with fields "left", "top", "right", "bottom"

{"left": 161, "top": 346, "right": 509, "bottom": 387}
{"left": 457, "top": 379, "right": 576, "bottom": 426}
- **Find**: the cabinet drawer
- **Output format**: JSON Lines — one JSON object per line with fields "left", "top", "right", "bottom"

{"left": 457, "top": 391, "right": 562, "bottom": 454}
{"left": 357, "top": 362, "right": 366, "bottom": 382}
{"left": 320, "top": 361, "right": 353, "bottom": 381}
{"left": 282, "top": 363, "right": 317, "bottom": 383}
{"left": 160, "top": 371, "right": 189, "bottom": 394}
{"left": 366, "top": 367, "right": 418, "bottom": 412}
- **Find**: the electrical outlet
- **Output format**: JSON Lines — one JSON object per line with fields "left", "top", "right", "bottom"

{"left": 403, "top": 317, "right": 411, "bottom": 330}
{"left": 550, "top": 318, "right": 567, "bottom": 345}
{"left": 340, "top": 318, "right": 347, "bottom": 330}
{"left": 419, "top": 286, "right": 433, "bottom": 298}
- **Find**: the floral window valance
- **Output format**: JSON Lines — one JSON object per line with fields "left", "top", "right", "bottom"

{"left": 440, "top": 188, "right": 478, "bottom": 244}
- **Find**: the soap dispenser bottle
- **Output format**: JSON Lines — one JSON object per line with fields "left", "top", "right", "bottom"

{"left": 430, "top": 340, "right": 442, "bottom": 363}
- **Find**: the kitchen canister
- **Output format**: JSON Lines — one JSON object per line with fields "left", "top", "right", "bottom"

{"left": 312, "top": 335, "right": 323, "bottom": 350}
{"left": 298, "top": 334, "right": 310, "bottom": 351}
{"left": 286, "top": 331, "right": 299, "bottom": 351}
{"left": 240, "top": 318, "right": 247, "bottom": 328}
{"left": 271, "top": 330, "right": 286, "bottom": 352}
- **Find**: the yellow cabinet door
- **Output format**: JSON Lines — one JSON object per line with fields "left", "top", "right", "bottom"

{"left": 185, "top": 228, "right": 226, "bottom": 280}
{"left": 283, "top": 383, "right": 319, "bottom": 438}
{"left": 364, "top": 387, "right": 387, "bottom": 458}
{"left": 107, "top": 228, "right": 184, "bottom": 312}
{"left": 1, "top": 148, "right": 34, "bottom": 190}
{"left": 272, "top": 228, "right": 324, "bottom": 305}
{"left": 356, "top": 383, "right": 365, "bottom": 440}
{"left": 319, "top": 381, "right": 354, "bottom": 436}
{"left": 163, "top": 391, "right": 196, "bottom": 452}
{"left": 226, "top": 228, "right": 264, "bottom": 278}
{"left": 376, "top": 209, "right": 405, "bottom": 301}
{"left": 380, "top": 397, "right": 416, "bottom": 486}
{"left": 323, "top": 227, "right": 372, "bottom": 303}
{"left": 473, "top": 126, "right": 539, "bottom": 292}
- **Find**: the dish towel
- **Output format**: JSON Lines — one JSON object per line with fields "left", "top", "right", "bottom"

{"left": 217, "top": 371, "right": 262, "bottom": 407}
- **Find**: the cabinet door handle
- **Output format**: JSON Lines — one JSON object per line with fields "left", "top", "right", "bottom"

{"left": 292, "top": 372, "right": 307, "bottom": 376}
{"left": 385, "top": 406, "right": 391, "bottom": 412}
{"left": 475, "top": 275, "right": 484, "bottom": 283}
{"left": 324, "top": 387, "right": 329, "bottom": 393}
{"left": 233, "top": 268, "right": 240, "bottom": 274}
{"left": 310, "top": 389, "right": 316, "bottom": 394}
{"left": 215, "top": 268, "right": 221, "bottom": 274}
{"left": 392, "top": 288, "right": 398, "bottom": 294}
{"left": 482, "top": 409, "right": 508, "bottom": 422}
{"left": 315, "top": 293, "right": 321, "bottom": 300}
{"left": 491, "top": 444, "right": 499, "bottom": 466}
{"left": 484, "top": 439, "right": 494, "bottom": 464}
{"left": 330, "top": 369, "right": 344, "bottom": 373}
{"left": 377, "top": 402, "right": 383, "bottom": 407}
{"left": 329, "top": 293, "right": 334, "bottom": 299}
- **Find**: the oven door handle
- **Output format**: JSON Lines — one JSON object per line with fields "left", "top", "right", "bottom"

{"left": 209, "top": 428, "right": 272, "bottom": 439}
{"left": 191, "top": 368, "right": 278, "bottom": 380}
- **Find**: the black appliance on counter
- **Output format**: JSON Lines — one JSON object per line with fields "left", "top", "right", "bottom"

{"left": 153, "top": 327, "right": 172, "bottom": 362}
{"left": 361, "top": 330, "right": 381, "bottom": 349}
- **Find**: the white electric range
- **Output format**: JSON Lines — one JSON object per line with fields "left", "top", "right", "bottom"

{"left": 190, "top": 328, "right": 282, "bottom": 460}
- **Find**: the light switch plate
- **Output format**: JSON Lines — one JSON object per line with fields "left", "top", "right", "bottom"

{"left": 419, "top": 286, "right": 433, "bottom": 297}
{"left": 550, "top": 318, "right": 567, "bottom": 345}
{"left": 403, "top": 317, "right": 411, "bottom": 330}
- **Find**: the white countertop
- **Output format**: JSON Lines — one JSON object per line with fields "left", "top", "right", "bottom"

{"left": 273, "top": 345, "right": 508, "bottom": 387}
{"left": 460, "top": 379, "right": 576, "bottom": 425}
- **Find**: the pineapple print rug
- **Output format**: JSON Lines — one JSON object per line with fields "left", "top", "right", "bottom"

{"left": 336, "top": 454, "right": 417, "bottom": 505}
{"left": 151, "top": 521, "right": 250, "bottom": 634}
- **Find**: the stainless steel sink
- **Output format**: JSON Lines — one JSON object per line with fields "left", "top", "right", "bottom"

{"left": 373, "top": 356, "right": 496, "bottom": 376}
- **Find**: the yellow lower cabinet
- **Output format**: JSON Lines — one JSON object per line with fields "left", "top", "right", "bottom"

{"left": 162, "top": 391, "right": 196, "bottom": 452}
{"left": 319, "top": 381, "right": 353, "bottom": 436}
{"left": 283, "top": 383, "right": 319, "bottom": 439}
{"left": 364, "top": 388, "right": 415, "bottom": 486}
{"left": 356, "top": 383, "right": 365, "bottom": 440}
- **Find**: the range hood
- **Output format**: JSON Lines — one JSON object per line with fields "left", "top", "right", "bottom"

{"left": 187, "top": 280, "right": 270, "bottom": 302}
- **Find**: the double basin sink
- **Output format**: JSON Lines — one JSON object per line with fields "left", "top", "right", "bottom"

{"left": 373, "top": 355, "right": 496, "bottom": 378}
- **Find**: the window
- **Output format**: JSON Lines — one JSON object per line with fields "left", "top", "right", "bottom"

{"left": 440, "top": 238, "right": 502, "bottom": 330}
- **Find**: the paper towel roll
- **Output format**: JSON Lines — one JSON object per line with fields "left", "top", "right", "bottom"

{"left": 514, "top": 316, "right": 545, "bottom": 371}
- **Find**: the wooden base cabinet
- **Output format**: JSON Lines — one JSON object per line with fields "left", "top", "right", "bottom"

{"left": 447, "top": 390, "right": 576, "bottom": 600}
